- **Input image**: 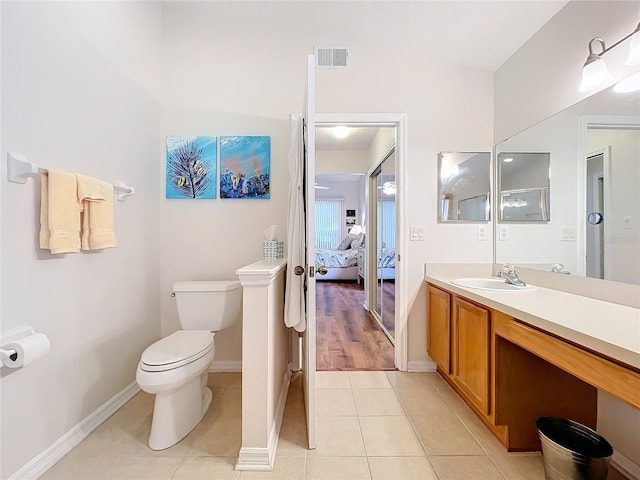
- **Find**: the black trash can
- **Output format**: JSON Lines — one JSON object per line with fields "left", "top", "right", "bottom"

{"left": 537, "top": 417, "right": 613, "bottom": 480}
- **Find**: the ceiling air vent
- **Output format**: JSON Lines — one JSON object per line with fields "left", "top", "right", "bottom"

{"left": 314, "top": 47, "right": 349, "bottom": 69}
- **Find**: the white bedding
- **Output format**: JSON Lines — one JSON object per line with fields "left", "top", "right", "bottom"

{"left": 378, "top": 248, "right": 395, "bottom": 268}
{"left": 315, "top": 248, "right": 358, "bottom": 268}
{"left": 315, "top": 247, "right": 396, "bottom": 269}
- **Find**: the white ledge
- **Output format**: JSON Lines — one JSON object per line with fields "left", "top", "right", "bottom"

{"left": 236, "top": 259, "right": 287, "bottom": 286}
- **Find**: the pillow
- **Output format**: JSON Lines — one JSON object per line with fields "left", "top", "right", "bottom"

{"left": 337, "top": 234, "right": 355, "bottom": 250}
{"left": 351, "top": 232, "right": 365, "bottom": 249}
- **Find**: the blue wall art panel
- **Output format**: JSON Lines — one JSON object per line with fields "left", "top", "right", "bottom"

{"left": 219, "top": 136, "right": 271, "bottom": 199}
{"left": 166, "top": 136, "right": 217, "bottom": 199}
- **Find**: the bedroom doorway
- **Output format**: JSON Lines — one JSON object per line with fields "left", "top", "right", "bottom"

{"left": 313, "top": 114, "right": 406, "bottom": 371}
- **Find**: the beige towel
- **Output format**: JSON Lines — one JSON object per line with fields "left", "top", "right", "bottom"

{"left": 76, "top": 173, "right": 116, "bottom": 250}
{"left": 39, "top": 169, "right": 81, "bottom": 254}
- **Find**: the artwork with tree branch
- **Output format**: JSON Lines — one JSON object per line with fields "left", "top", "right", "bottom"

{"left": 220, "top": 136, "right": 270, "bottom": 199}
{"left": 166, "top": 136, "right": 217, "bottom": 199}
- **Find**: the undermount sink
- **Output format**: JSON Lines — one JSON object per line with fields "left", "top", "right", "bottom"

{"left": 451, "top": 277, "right": 536, "bottom": 292}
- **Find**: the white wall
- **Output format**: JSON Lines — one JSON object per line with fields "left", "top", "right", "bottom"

{"left": 0, "top": 2, "right": 162, "bottom": 478}
{"left": 495, "top": 1, "right": 640, "bottom": 474}
{"left": 160, "top": 2, "right": 494, "bottom": 368}
{"left": 316, "top": 150, "right": 370, "bottom": 174}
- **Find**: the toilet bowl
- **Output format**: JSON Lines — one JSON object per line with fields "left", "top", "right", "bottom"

{"left": 136, "top": 330, "right": 215, "bottom": 450}
{"left": 135, "top": 280, "right": 242, "bottom": 450}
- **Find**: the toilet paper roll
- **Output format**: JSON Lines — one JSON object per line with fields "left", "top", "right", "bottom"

{"left": 2, "top": 333, "right": 51, "bottom": 368}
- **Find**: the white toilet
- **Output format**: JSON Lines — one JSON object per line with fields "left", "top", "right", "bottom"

{"left": 136, "top": 280, "right": 242, "bottom": 450}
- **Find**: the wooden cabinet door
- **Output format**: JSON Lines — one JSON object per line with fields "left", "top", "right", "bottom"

{"left": 452, "top": 297, "right": 491, "bottom": 415}
{"left": 427, "top": 285, "right": 451, "bottom": 373}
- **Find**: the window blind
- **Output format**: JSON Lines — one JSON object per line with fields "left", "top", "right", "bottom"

{"left": 315, "top": 198, "right": 344, "bottom": 249}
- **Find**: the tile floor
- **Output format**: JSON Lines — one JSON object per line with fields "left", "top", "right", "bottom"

{"left": 40, "top": 370, "right": 629, "bottom": 480}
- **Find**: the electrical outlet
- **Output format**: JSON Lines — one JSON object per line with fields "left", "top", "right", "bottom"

{"left": 499, "top": 226, "right": 509, "bottom": 241}
{"left": 477, "top": 225, "right": 488, "bottom": 241}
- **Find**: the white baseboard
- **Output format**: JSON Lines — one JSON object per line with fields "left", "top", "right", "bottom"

{"left": 9, "top": 382, "right": 140, "bottom": 480}
{"left": 236, "top": 369, "right": 291, "bottom": 471}
{"left": 209, "top": 360, "right": 242, "bottom": 372}
{"left": 407, "top": 360, "right": 437, "bottom": 372}
{"left": 612, "top": 451, "right": 640, "bottom": 480}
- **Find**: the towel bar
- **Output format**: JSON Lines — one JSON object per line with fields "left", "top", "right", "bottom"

{"left": 7, "top": 152, "right": 135, "bottom": 202}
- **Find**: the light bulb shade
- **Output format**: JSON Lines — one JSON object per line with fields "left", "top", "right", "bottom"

{"left": 580, "top": 57, "right": 614, "bottom": 91}
{"left": 613, "top": 72, "right": 640, "bottom": 93}
{"left": 626, "top": 31, "right": 640, "bottom": 65}
{"left": 349, "top": 224, "right": 363, "bottom": 235}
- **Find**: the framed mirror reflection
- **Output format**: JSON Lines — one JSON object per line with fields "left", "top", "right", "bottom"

{"left": 497, "top": 152, "right": 550, "bottom": 222}
{"left": 437, "top": 151, "right": 491, "bottom": 222}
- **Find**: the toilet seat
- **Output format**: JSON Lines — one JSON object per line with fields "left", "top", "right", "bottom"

{"left": 140, "top": 331, "right": 214, "bottom": 372}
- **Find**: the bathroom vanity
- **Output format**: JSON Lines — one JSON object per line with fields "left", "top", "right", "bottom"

{"left": 425, "top": 268, "right": 640, "bottom": 452}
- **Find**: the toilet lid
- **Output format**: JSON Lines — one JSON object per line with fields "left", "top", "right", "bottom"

{"left": 140, "top": 331, "right": 214, "bottom": 372}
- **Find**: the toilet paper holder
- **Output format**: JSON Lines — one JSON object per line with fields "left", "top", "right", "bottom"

{"left": 1, "top": 325, "right": 38, "bottom": 368}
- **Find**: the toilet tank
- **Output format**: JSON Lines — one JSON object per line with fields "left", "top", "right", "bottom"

{"left": 173, "top": 280, "right": 242, "bottom": 331}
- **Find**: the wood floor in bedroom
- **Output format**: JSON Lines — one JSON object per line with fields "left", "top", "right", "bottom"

{"left": 316, "top": 281, "right": 395, "bottom": 371}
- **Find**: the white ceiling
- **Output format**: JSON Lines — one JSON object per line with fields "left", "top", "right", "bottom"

{"left": 168, "top": 1, "right": 568, "bottom": 72}
{"left": 316, "top": 126, "right": 382, "bottom": 151}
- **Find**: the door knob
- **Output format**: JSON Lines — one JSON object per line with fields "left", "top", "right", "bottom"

{"left": 317, "top": 265, "right": 328, "bottom": 275}
{"left": 294, "top": 265, "right": 305, "bottom": 276}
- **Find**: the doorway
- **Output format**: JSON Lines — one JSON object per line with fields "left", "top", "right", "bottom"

{"left": 586, "top": 150, "right": 607, "bottom": 279}
{"left": 313, "top": 114, "right": 407, "bottom": 371}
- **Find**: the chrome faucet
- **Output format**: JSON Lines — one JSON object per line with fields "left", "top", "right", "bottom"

{"left": 551, "top": 263, "right": 570, "bottom": 274}
{"left": 496, "top": 263, "right": 526, "bottom": 287}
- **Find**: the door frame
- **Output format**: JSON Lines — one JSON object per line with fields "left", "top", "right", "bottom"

{"left": 585, "top": 148, "right": 609, "bottom": 280}
{"left": 578, "top": 115, "right": 639, "bottom": 278}
{"left": 315, "top": 112, "right": 408, "bottom": 371}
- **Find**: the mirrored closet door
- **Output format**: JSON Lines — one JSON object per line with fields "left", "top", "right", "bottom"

{"left": 369, "top": 147, "right": 396, "bottom": 341}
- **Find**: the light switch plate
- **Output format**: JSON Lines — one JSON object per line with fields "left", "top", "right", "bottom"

{"left": 410, "top": 226, "right": 425, "bottom": 241}
{"left": 623, "top": 216, "right": 632, "bottom": 230}
{"left": 561, "top": 226, "right": 576, "bottom": 241}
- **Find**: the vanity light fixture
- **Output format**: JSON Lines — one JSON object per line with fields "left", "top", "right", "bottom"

{"left": 580, "top": 22, "right": 640, "bottom": 92}
{"left": 613, "top": 71, "right": 640, "bottom": 93}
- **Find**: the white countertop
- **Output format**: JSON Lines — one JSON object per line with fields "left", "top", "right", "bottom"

{"left": 425, "top": 271, "right": 640, "bottom": 370}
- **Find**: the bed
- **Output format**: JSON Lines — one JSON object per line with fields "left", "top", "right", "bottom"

{"left": 376, "top": 247, "right": 396, "bottom": 280}
{"left": 315, "top": 245, "right": 396, "bottom": 281}
{"left": 315, "top": 247, "right": 359, "bottom": 281}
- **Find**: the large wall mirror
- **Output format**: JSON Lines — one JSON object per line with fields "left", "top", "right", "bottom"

{"left": 494, "top": 76, "right": 640, "bottom": 285}
{"left": 438, "top": 151, "right": 491, "bottom": 222}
